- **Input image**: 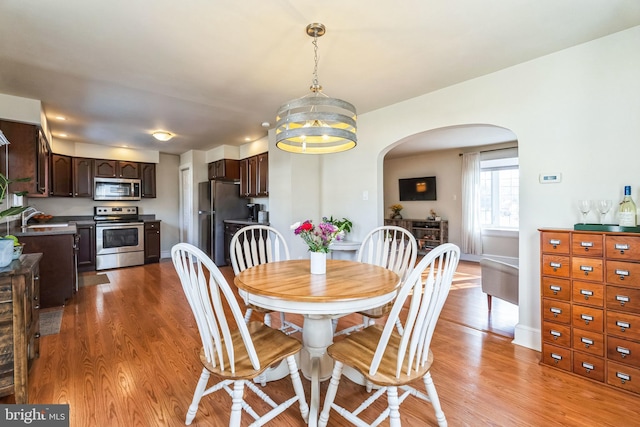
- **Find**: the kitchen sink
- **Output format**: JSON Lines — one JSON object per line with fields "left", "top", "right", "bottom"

{"left": 25, "top": 223, "right": 70, "bottom": 229}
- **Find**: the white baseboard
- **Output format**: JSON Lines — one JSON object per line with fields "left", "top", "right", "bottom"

{"left": 513, "top": 323, "right": 540, "bottom": 351}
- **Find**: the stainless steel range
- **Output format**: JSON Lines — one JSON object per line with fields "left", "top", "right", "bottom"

{"left": 94, "top": 206, "right": 144, "bottom": 270}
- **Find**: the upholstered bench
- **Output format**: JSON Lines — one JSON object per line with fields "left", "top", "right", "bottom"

{"left": 480, "top": 258, "right": 519, "bottom": 310}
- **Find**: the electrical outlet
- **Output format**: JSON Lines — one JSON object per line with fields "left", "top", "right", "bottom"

{"left": 362, "top": 190, "right": 369, "bottom": 201}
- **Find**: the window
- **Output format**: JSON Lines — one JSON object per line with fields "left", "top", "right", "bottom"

{"left": 479, "top": 153, "right": 519, "bottom": 229}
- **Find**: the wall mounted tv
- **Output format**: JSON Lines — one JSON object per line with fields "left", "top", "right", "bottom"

{"left": 399, "top": 176, "right": 437, "bottom": 201}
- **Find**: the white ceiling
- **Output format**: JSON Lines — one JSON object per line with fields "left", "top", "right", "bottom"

{"left": 1, "top": 1, "right": 639, "bottom": 156}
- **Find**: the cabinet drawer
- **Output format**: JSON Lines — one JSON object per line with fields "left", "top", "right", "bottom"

{"left": 606, "top": 260, "right": 640, "bottom": 288}
{"left": 606, "top": 235, "right": 640, "bottom": 261}
{"left": 541, "top": 277, "right": 571, "bottom": 301}
{"left": 0, "top": 279, "right": 11, "bottom": 303}
{"left": 541, "top": 231, "right": 570, "bottom": 254}
{"left": 542, "top": 343, "right": 572, "bottom": 371}
{"left": 606, "top": 285, "right": 640, "bottom": 313}
{"left": 542, "top": 299, "right": 571, "bottom": 324}
{"left": 607, "top": 361, "right": 640, "bottom": 394}
{"left": 572, "top": 305, "right": 604, "bottom": 332}
{"left": 571, "top": 257, "right": 603, "bottom": 282}
{"left": 572, "top": 233, "right": 603, "bottom": 257}
{"left": 607, "top": 311, "right": 640, "bottom": 341}
{"left": 573, "top": 352, "right": 605, "bottom": 382}
{"left": 144, "top": 221, "right": 160, "bottom": 230}
{"left": 542, "top": 321, "right": 571, "bottom": 347}
{"left": 0, "top": 324, "right": 13, "bottom": 349}
{"left": 572, "top": 280, "right": 604, "bottom": 307}
{"left": 572, "top": 328, "right": 604, "bottom": 356}
{"left": 542, "top": 255, "right": 571, "bottom": 278}
{"left": 607, "top": 336, "right": 640, "bottom": 368}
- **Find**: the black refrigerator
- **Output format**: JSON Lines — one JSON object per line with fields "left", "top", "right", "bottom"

{"left": 198, "top": 180, "right": 246, "bottom": 266}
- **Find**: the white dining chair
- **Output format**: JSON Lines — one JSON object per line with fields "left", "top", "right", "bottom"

{"left": 319, "top": 243, "right": 460, "bottom": 427}
{"left": 229, "top": 225, "right": 302, "bottom": 335}
{"left": 334, "top": 225, "right": 417, "bottom": 337}
{"left": 171, "top": 243, "right": 309, "bottom": 426}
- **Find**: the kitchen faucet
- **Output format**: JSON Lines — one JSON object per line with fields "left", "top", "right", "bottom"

{"left": 21, "top": 207, "right": 43, "bottom": 228}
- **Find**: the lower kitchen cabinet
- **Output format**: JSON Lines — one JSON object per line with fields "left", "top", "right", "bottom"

{"left": 144, "top": 221, "right": 161, "bottom": 263}
{"left": 0, "top": 253, "right": 42, "bottom": 404}
{"left": 21, "top": 234, "right": 75, "bottom": 308}
{"left": 76, "top": 223, "right": 96, "bottom": 271}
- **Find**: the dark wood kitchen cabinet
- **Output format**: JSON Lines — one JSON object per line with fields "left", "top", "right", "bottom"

{"left": 0, "top": 119, "right": 50, "bottom": 197}
{"left": 239, "top": 153, "right": 268, "bottom": 198}
{"left": 76, "top": 223, "right": 96, "bottom": 271}
{"left": 0, "top": 254, "right": 42, "bottom": 404}
{"left": 208, "top": 159, "right": 240, "bottom": 180}
{"left": 20, "top": 233, "right": 75, "bottom": 308}
{"left": 140, "top": 163, "right": 156, "bottom": 198}
{"left": 50, "top": 153, "right": 72, "bottom": 197}
{"left": 144, "top": 221, "right": 161, "bottom": 263}
{"left": 73, "top": 157, "right": 94, "bottom": 197}
{"left": 94, "top": 159, "right": 140, "bottom": 179}
{"left": 50, "top": 156, "right": 93, "bottom": 198}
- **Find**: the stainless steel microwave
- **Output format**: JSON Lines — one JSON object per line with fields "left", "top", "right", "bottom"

{"left": 94, "top": 177, "right": 141, "bottom": 201}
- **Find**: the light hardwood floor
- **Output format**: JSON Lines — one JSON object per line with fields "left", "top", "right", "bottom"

{"left": 2, "top": 260, "right": 638, "bottom": 426}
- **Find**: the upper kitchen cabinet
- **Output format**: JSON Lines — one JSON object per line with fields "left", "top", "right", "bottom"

{"left": 0, "top": 119, "right": 50, "bottom": 197}
{"left": 239, "top": 153, "right": 268, "bottom": 198}
{"left": 73, "top": 157, "right": 94, "bottom": 197}
{"left": 50, "top": 154, "right": 73, "bottom": 197}
{"left": 140, "top": 163, "right": 156, "bottom": 198}
{"left": 50, "top": 156, "right": 93, "bottom": 198}
{"left": 94, "top": 159, "right": 140, "bottom": 179}
{"left": 208, "top": 159, "right": 240, "bottom": 180}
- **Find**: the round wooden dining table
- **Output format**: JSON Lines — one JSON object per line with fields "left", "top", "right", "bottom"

{"left": 234, "top": 259, "right": 400, "bottom": 427}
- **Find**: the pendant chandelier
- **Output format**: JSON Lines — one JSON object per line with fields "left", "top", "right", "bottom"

{"left": 276, "top": 23, "right": 357, "bottom": 154}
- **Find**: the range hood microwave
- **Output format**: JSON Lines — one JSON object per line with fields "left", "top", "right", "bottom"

{"left": 94, "top": 177, "right": 141, "bottom": 201}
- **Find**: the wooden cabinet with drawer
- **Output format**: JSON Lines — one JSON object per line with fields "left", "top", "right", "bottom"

{"left": 540, "top": 228, "right": 640, "bottom": 396}
{"left": 0, "top": 254, "right": 42, "bottom": 403}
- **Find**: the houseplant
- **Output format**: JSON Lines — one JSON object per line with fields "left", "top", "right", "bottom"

{"left": 390, "top": 204, "right": 403, "bottom": 219}
{"left": 322, "top": 216, "right": 353, "bottom": 234}
{"left": 0, "top": 173, "right": 31, "bottom": 267}
{"left": 291, "top": 219, "right": 346, "bottom": 274}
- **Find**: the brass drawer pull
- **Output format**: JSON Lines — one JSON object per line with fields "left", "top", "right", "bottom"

{"left": 549, "top": 239, "right": 561, "bottom": 248}
{"left": 617, "top": 346, "right": 631, "bottom": 358}
{"left": 580, "top": 337, "right": 594, "bottom": 348}
{"left": 580, "top": 314, "right": 593, "bottom": 324}
{"left": 550, "top": 262, "right": 562, "bottom": 272}
{"left": 550, "top": 307, "right": 562, "bottom": 317}
{"left": 550, "top": 330, "right": 562, "bottom": 340}
{"left": 550, "top": 285, "right": 562, "bottom": 294}
{"left": 580, "top": 289, "right": 593, "bottom": 300}
{"left": 616, "top": 320, "right": 631, "bottom": 332}
{"left": 616, "top": 295, "right": 630, "bottom": 306}
{"left": 616, "top": 269, "right": 630, "bottom": 280}
{"left": 581, "top": 362, "right": 594, "bottom": 373}
{"left": 616, "top": 372, "right": 631, "bottom": 383}
{"left": 615, "top": 243, "right": 630, "bottom": 254}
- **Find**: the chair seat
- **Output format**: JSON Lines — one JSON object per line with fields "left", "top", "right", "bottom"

{"left": 200, "top": 321, "right": 302, "bottom": 380}
{"left": 327, "top": 324, "right": 433, "bottom": 387}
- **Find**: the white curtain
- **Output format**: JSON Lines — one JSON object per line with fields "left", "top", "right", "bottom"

{"left": 461, "top": 152, "right": 482, "bottom": 255}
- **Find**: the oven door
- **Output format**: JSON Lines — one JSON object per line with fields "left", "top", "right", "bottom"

{"left": 96, "top": 222, "right": 144, "bottom": 255}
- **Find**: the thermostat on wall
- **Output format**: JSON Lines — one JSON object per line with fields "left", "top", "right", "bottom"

{"left": 539, "top": 173, "right": 562, "bottom": 184}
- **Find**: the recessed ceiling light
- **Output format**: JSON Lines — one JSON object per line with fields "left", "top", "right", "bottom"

{"left": 58, "top": 133, "right": 68, "bottom": 137}
{"left": 244, "top": 137, "right": 252, "bottom": 142}
{"left": 261, "top": 122, "right": 270, "bottom": 128}
{"left": 152, "top": 131, "right": 174, "bottom": 141}
{"left": 55, "top": 116, "right": 67, "bottom": 121}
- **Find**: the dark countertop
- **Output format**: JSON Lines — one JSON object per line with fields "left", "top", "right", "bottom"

{"left": 0, "top": 253, "right": 43, "bottom": 276}
{"left": 12, "top": 223, "right": 78, "bottom": 237}
{"left": 224, "top": 219, "right": 269, "bottom": 226}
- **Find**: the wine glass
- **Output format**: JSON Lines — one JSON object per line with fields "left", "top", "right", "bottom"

{"left": 596, "top": 199, "right": 613, "bottom": 225}
{"left": 577, "top": 200, "right": 592, "bottom": 224}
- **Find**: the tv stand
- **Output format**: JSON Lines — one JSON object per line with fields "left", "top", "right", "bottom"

{"left": 384, "top": 218, "right": 449, "bottom": 254}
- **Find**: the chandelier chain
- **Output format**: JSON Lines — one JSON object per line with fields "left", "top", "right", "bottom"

{"left": 311, "top": 31, "right": 320, "bottom": 91}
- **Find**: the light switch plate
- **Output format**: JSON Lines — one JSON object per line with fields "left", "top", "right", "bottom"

{"left": 539, "top": 173, "right": 562, "bottom": 184}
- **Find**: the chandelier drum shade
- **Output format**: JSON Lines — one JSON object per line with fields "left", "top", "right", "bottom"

{"left": 276, "top": 23, "right": 357, "bottom": 154}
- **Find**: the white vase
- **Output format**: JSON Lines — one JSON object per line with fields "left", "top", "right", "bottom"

{"left": 309, "top": 251, "right": 327, "bottom": 275}
{"left": 0, "top": 239, "right": 14, "bottom": 268}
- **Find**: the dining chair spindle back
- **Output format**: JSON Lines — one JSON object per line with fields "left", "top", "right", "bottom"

{"left": 318, "top": 243, "right": 461, "bottom": 427}
{"left": 171, "top": 243, "right": 309, "bottom": 426}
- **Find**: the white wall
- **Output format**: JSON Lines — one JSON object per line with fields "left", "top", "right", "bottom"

{"left": 270, "top": 26, "right": 640, "bottom": 351}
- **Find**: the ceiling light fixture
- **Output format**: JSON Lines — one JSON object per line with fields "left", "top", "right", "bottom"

{"left": 152, "top": 131, "right": 174, "bottom": 141}
{"left": 275, "top": 23, "right": 357, "bottom": 154}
